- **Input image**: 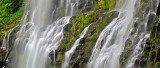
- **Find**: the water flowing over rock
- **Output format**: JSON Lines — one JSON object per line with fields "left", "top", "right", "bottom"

{"left": 87, "top": 0, "right": 138, "bottom": 68}
{"left": 2, "top": 0, "right": 93, "bottom": 68}
{"left": 120, "top": 0, "right": 159, "bottom": 68}
{"left": 62, "top": 24, "right": 92, "bottom": 68}
{"left": 1, "top": 0, "right": 160, "bottom": 68}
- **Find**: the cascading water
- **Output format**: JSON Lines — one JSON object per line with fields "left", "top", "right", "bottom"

{"left": 126, "top": 0, "right": 160, "bottom": 68}
{"left": 1, "top": 0, "right": 92, "bottom": 68}
{"left": 62, "top": 24, "right": 92, "bottom": 68}
{"left": 12, "top": 17, "right": 71, "bottom": 68}
{"left": 87, "top": 0, "right": 138, "bottom": 68}
{"left": 2, "top": 0, "right": 159, "bottom": 68}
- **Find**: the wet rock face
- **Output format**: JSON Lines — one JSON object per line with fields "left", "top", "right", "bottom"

{"left": 77, "top": 0, "right": 86, "bottom": 9}
{"left": 156, "top": 3, "right": 160, "bottom": 15}
{"left": 52, "top": 10, "right": 118, "bottom": 68}
{"left": 142, "top": 16, "right": 160, "bottom": 68}
{"left": 69, "top": 11, "right": 118, "bottom": 68}
{"left": 0, "top": 36, "right": 3, "bottom": 47}
{"left": 147, "top": 13, "right": 156, "bottom": 31}
{"left": 0, "top": 47, "right": 6, "bottom": 68}
{"left": 119, "top": 0, "right": 160, "bottom": 68}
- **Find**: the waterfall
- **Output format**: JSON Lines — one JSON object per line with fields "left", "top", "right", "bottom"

{"left": 62, "top": 24, "right": 92, "bottom": 68}
{"left": 126, "top": 0, "right": 160, "bottom": 68}
{"left": 87, "top": 0, "right": 138, "bottom": 68}
{"left": 2, "top": 0, "right": 159, "bottom": 68}
{"left": 11, "top": 17, "right": 71, "bottom": 68}
{"left": 1, "top": 0, "right": 92, "bottom": 68}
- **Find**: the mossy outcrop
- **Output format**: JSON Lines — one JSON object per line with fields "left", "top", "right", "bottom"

{"left": 56, "top": 11, "right": 100, "bottom": 65}
{"left": 0, "top": 0, "right": 24, "bottom": 67}
{"left": 143, "top": 16, "right": 160, "bottom": 68}
{"left": 50, "top": 0, "right": 118, "bottom": 68}
{"left": 69, "top": 11, "right": 118, "bottom": 68}
{"left": 132, "top": 1, "right": 160, "bottom": 68}
{"left": 119, "top": 0, "right": 157, "bottom": 68}
{"left": 0, "top": 0, "right": 24, "bottom": 46}
{"left": 0, "top": 12, "right": 22, "bottom": 68}
{"left": 94, "top": 0, "right": 116, "bottom": 11}
{"left": 0, "top": 15, "right": 22, "bottom": 67}
{"left": 0, "top": 24, "right": 20, "bottom": 68}
{"left": 54, "top": 10, "right": 118, "bottom": 68}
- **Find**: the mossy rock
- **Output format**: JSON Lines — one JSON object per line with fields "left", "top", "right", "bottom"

{"left": 69, "top": 11, "right": 118, "bottom": 68}
{"left": 50, "top": 0, "right": 118, "bottom": 67}
{"left": 94, "top": 0, "right": 117, "bottom": 11}
{"left": 119, "top": 38, "right": 133, "bottom": 68}
{"left": 119, "top": 0, "right": 158, "bottom": 67}
{"left": 149, "top": 16, "right": 160, "bottom": 43}
{"left": 55, "top": 11, "right": 101, "bottom": 67}
{"left": 155, "top": 62, "right": 160, "bottom": 67}
{"left": 141, "top": 16, "right": 160, "bottom": 67}
{"left": 0, "top": 16, "right": 22, "bottom": 47}
{"left": 53, "top": 11, "right": 118, "bottom": 68}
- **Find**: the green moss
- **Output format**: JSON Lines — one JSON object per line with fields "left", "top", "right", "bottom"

{"left": 142, "top": 16, "right": 160, "bottom": 67}
{"left": 119, "top": 38, "right": 133, "bottom": 68}
{"left": 143, "top": 44, "right": 151, "bottom": 55}
{"left": 70, "top": 11, "right": 98, "bottom": 36}
{"left": 57, "top": 52, "right": 64, "bottom": 61}
{"left": 147, "top": 61, "right": 153, "bottom": 67}
{"left": 51, "top": 66, "right": 59, "bottom": 68}
{"left": 149, "top": 16, "right": 160, "bottom": 43}
{"left": 70, "top": 11, "right": 118, "bottom": 68}
{"left": 57, "top": 11, "right": 100, "bottom": 63}
{"left": 119, "top": 0, "right": 158, "bottom": 67}
{"left": 0, "top": 0, "right": 24, "bottom": 46}
{"left": 0, "top": 0, "right": 24, "bottom": 26}
{"left": 155, "top": 62, "right": 160, "bottom": 67}
{"left": 55, "top": 10, "right": 118, "bottom": 67}
{"left": 51, "top": 0, "right": 118, "bottom": 67}
{"left": 0, "top": 16, "right": 22, "bottom": 46}
{"left": 94, "top": 0, "right": 117, "bottom": 11}
{"left": 0, "top": 49, "right": 3, "bottom": 61}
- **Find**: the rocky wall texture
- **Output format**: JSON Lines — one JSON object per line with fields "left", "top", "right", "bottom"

{"left": 119, "top": 0, "right": 160, "bottom": 68}
{"left": 143, "top": 16, "right": 160, "bottom": 68}
{"left": 52, "top": 0, "right": 118, "bottom": 68}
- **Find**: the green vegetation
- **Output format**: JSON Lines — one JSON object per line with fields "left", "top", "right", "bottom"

{"left": 119, "top": 38, "right": 132, "bottom": 67}
{"left": 51, "top": 0, "right": 118, "bottom": 68}
{"left": 119, "top": 0, "right": 153, "bottom": 67}
{"left": 0, "top": 0, "right": 24, "bottom": 67}
{"left": 0, "top": 0, "right": 24, "bottom": 26}
{"left": 69, "top": 11, "right": 118, "bottom": 68}
{"left": 55, "top": 11, "right": 118, "bottom": 67}
{"left": 0, "top": 0, "right": 24, "bottom": 45}
{"left": 143, "top": 16, "right": 160, "bottom": 68}
{"left": 94, "top": 0, "right": 117, "bottom": 11}
{"left": 51, "top": 66, "right": 59, "bottom": 68}
{"left": 58, "top": 11, "right": 99, "bottom": 52}
{"left": 56, "top": 10, "right": 100, "bottom": 67}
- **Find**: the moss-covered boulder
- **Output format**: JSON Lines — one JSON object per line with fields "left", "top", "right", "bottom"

{"left": 69, "top": 11, "right": 118, "bottom": 68}
{"left": 142, "top": 16, "right": 160, "bottom": 68}
{"left": 55, "top": 11, "right": 100, "bottom": 67}
{"left": 53, "top": 10, "right": 118, "bottom": 68}
{"left": 0, "top": 0, "right": 24, "bottom": 46}
{"left": 49, "top": 0, "right": 118, "bottom": 67}
{"left": 119, "top": 0, "right": 156, "bottom": 67}
{"left": 0, "top": 47, "right": 6, "bottom": 68}
{"left": 94, "top": 0, "right": 117, "bottom": 11}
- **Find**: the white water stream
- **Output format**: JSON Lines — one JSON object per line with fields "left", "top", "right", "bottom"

{"left": 126, "top": 0, "right": 160, "bottom": 68}
{"left": 62, "top": 24, "right": 92, "bottom": 68}
{"left": 1, "top": 0, "right": 159, "bottom": 68}
{"left": 87, "top": 0, "right": 138, "bottom": 68}
{"left": 2, "top": 0, "right": 91, "bottom": 68}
